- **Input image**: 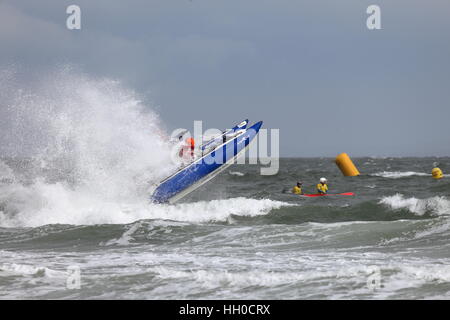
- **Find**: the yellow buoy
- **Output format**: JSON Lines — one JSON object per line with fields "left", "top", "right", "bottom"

{"left": 335, "top": 153, "right": 360, "bottom": 177}
{"left": 431, "top": 167, "right": 443, "bottom": 179}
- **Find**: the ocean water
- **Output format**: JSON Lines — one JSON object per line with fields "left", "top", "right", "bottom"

{"left": 1, "top": 70, "right": 450, "bottom": 299}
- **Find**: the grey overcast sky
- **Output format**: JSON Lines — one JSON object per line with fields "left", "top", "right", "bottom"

{"left": 1, "top": 0, "right": 449, "bottom": 157}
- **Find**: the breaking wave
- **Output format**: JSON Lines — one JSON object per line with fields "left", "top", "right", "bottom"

{"left": 0, "top": 67, "right": 177, "bottom": 227}
{"left": 379, "top": 194, "right": 450, "bottom": 216}
{"left": 372, "top": 171, "right": 429, "bottom": 179}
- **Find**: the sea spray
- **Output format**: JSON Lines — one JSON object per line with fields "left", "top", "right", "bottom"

{"left": 0, "top": 68, "right": 176, "bottom": 227}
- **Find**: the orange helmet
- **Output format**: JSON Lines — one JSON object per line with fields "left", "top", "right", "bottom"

{"left": 185, "top": 137, "right": 195, "bottom": 147}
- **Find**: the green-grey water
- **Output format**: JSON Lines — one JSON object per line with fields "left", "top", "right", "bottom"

{"left": 1, "top": 157, "right": 450, "bottom": 299}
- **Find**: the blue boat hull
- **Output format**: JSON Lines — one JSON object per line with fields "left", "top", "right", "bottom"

{"left": 150, "top": 121, "right": 263, "bottom": 204}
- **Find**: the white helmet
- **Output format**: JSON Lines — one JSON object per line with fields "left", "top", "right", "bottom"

{"left": 320, "top": 177, "right": 327, "bottom": 183}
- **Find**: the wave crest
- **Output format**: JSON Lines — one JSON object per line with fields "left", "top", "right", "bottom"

{"left": 372, "top": 171, "right": 429, "bottom": 179}
{"left": 379, "top": 194, "right": 450, "bottom": 216}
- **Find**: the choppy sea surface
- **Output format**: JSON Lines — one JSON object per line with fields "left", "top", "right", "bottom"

{"left": 1, "top": 70, "right": 450, "bottom": 299}
{"left": 1, "top": 156, "right": 450, "bottom": 300}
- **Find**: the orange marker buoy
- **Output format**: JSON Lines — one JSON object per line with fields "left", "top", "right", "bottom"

{"left": 335, "top": 153, "right": 360, "bottom": 177}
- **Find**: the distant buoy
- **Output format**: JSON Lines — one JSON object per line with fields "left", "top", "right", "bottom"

{"left": 335, "top": 153, "right": 360, "bottom": 177}
{"left": 432, "top": 167, "right": 443, "bottom": 179}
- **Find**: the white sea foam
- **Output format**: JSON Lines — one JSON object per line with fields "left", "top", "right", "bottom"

{"left": 379, "top": 194, "right": 450, "bottom": 216}
{"left": 152, "top": 267, "right": 308, "bottom": 288}
{"left": 383, "top": 263, "right": 450, "bottom": 295}
{"left": 150, "top": 197, "right": 292, "bottom": 224}
{"left": 149, "top": 265, "right": 369, "bottom": 289}
{"left": 0, "top": 263, "right": 66, "bottom": 278}
{"left": 0, "top": 68, "right": 171, "bottom": 227}
{"left": 0, "top": 69, "right": 293, "bottom": 228}
{"left": 0, "top": 161, "right": 15, "bottom": 184}
{"left": 0, "top": 184, "right": 291, "bottom": 226}
{"left": 372, "top": 171, "right": 429, "bottom": 179}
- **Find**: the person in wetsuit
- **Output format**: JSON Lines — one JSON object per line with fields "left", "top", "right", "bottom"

{"left": 317, "top": 177, "right": 328, "bottom": 194}
{"left": 292, "top": 182, "right": 304, "bottom": 195}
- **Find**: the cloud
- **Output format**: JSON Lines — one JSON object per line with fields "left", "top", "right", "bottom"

{"left": 1, "top": 0, "right": 450, "bottom": 156}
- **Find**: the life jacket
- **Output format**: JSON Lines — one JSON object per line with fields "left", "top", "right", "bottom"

{"left": 317, "top": 183, "right": 328, "bottom": 193}
{"left": 179, "top": 137, "right": 195, "bottom": 160}
{"left": 293, "top": 186, "right": 302, "bottom": 194}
